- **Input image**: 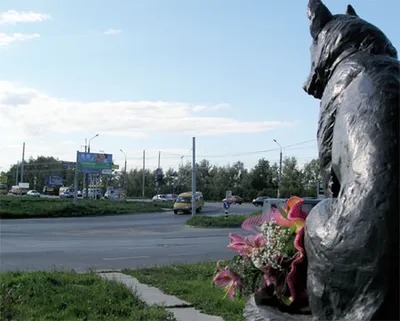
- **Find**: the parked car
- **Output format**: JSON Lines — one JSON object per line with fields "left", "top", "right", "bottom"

{"left": 165, "top": 194, "right": 178, "bottom": 202}
{"left": 301, "top": 198, "right": 322, "bottom": 213}
{"left": 60, "top": 191, "right": 74, "bottom": 198}
{"left": 252, "top": 196, "right": 270, "bottom": 207}
{"left": 222, "top": 195, "right": 243, "bottom": 205}
{"left": 152, "top": 194, "right": 168, "bottom": 202}
{"left": 27, "top": 190, "right": 41, "bottom": 197}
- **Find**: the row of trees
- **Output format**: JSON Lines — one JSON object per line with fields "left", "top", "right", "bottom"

{"left": 2, "top": 155, "right": 321, "bottom": 201}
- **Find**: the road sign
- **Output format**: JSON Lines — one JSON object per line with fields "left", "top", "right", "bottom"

{"left": 18, "top": 182, "right": 29, "bottom": 189}
{"left": 318, "top": 181, "right": 325, "bottom": 198}
{"left": 223, "top": 201, "right": 230, "bottom": 210}
{"left": 225, "top": 190, "right": 232, "bottom": 199}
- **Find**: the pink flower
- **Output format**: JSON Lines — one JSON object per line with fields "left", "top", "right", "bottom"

{"left": 213, "top": 261, "right": 242, "bottom": 300}
{"left": 263, "top": 266, "right": 278, "bottom": 287}
{"left": 227, "top": 233, "right": 249, "bottom": 255}
{"left": 277, "top": 197, "right": 308, "bottom": 232}
{"left": 227, "top": 233, "right": 266, "bottom": 256}
{"left": 247, "top": 233, "right": 267, "bottom": 250}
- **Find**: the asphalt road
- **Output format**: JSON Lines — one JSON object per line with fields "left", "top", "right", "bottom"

{"left": 0, "top": 202, "right": 258, "bottom": 272}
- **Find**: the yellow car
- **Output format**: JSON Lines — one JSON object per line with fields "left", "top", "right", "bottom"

{"left": 173, "top": 191, "right": 204, "bottom": 214}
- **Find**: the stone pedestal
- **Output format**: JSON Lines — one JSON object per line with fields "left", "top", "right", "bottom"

{"left": 243, "top": 296, "right": 312, "bottom": 321}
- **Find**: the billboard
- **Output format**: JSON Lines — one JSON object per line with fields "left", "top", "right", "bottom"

{"left": 18, "top": 182, "right": 29, "bottom": 189}
{"left": 77, "top": 152, "right": 113, "bottom": 174}
{"left": 62, "top": 161, "right": 76, "bottom": 168}
{"left": 45, "top": 175, "right": 64, "bottom": 186}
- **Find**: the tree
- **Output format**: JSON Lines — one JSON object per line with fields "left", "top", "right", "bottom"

{"left": 280, "top": 157, "right": 304, "bottom": 197}
{"left": 249, "top": 158, "right": 277, "bottom": 198}
{"left": 3, "top": 154, "right": 320, "bottom": 200}
{"left": 162, "top": 167, "right": 178, "bottom": 194}
{"left": 196, "top": 159, "right": 213, "bottom": 199}
{"left": 301, "top": 159, "right": 321, "bottom": 197}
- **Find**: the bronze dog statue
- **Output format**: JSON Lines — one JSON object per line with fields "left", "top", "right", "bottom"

{"left": 303, "top": 0, "right": 399, "bottom": 320}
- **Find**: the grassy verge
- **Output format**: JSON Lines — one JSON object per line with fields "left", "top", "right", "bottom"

{"left": 0, "top": 271, "right": 175, "bottom": 321}
{"left": 186, "top": 211, "right": 261, "bottom": 228}
{"left": 0, "top": 196, "right": 171, "bottom": 219}
{"left": 124, "top": 262, "right": 245, "bottom": 321}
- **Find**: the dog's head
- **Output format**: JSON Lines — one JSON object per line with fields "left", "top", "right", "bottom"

{"left": 303, "top": 0, "right": 398, "bottom": 99}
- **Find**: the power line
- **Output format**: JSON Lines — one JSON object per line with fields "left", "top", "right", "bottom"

{"left": 6, "top": 139, "right": 317, "bottom": 167}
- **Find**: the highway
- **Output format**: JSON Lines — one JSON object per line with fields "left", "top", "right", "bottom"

{"left": 0, "top": 202, "right": 257, "bottom": 272}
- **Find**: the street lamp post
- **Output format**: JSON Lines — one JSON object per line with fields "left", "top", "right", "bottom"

{"left": 86, "top": 134, "right": 99, "bottom": 199}
{"left": 120, "top": 149, "right": 127, "bottom": 201}
{"left": 273, "top": 139, "right": 283, "bottom": 199}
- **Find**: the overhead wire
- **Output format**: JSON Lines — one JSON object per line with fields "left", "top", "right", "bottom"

{"left": 8, "top": 139, "right": 317, "bottom": 168}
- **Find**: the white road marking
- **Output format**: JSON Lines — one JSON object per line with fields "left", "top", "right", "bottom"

{"left": 102, "top": 255, "right": 150, "bottom": 261}
{"left": 167, "top": 252, "right": 195, "bottom": 257}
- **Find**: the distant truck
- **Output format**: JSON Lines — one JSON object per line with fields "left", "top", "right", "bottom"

{"left": 10, "top": 185, "right": 28, "bottom": 195}
{"left": 43, "top": 185, "right": 61, "bottom": 196}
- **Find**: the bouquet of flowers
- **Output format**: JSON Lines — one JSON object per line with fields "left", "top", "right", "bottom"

{"left": 212, "top": 196, "right": 310, "bottom": 314}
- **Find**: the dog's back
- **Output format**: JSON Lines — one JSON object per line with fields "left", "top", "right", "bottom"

{"left": 303, "top": 1, "right": 399, "bottom": 320}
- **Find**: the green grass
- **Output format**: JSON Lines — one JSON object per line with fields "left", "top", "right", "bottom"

{"left": 186, "top": 211, "right": 261, "bottom": 228}
{"left": 124, "top": 262, "right": 245, "bottom": 321}
{"left": 0, "top": 271, "right": 175, "bottom": 321}
{"left": 0, "top": 196, "right": 171, "bottom": 219}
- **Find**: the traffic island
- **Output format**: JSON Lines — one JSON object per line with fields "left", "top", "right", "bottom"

{"left": 0, "top": 196, "right": 170, "bottom": 219}
{"left": 186, "top": 211, "right": 261, "bottom": 228}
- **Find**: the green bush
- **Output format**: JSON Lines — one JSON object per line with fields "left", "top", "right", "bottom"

{"left": 0, "top": 196, "right": 170, "bottom": 219}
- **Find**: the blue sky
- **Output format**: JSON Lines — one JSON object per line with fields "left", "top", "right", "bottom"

{"left": 0, "top": 0, "right": 399, "bottom": 173}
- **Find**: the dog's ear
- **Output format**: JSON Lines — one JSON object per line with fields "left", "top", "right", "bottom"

{"left": 307, "top": 0, "right": 333, "bottom": 39}
{"left": 346, "top": 4, "right": 358, "bottom": 17}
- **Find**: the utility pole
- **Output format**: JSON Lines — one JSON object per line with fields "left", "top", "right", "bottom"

{"left": 87, "top": 134, "right": 99, "bottom": 199}
{"left": 156, "top": 151, "right": 161, "bottom": 195}
{"left": 191, "top": 137, "right": 196, "bottom": 216}
{"left": 120, "top": 149, "right": 127, "bottom": 201}
{"left": 15, "top": 161, "right": 19, "bottom": 185}
{"left": 142, "top": 150, "right": 145, "bottom": 198}
{"left": 273, "top": 139, "right": 283, "bottom": 199}
{"left": 83, "top": 139, "right": 87, "bottom": 197}
{"left": 74, "top": 151, "right": 79, "bottom": 206}
{"left": 20, "top": 142, "right": 25, "bottom": 183}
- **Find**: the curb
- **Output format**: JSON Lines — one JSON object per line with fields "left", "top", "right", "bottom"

{"left": 98, "top": 272, "right": 223, "bottom": 321}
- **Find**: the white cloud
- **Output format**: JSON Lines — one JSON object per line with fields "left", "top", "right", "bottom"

{"left": 103, "top": 28, "right": 121, "bottom": 36}
{"left": 0, "top": 32, "right": 40, "bottom": 47}
{"left": 0, "top": 10, "right": 50, "bottom": 25}
{"left": 0, "top": 81, "right": 290, "bottom": 138}
{"left": 192, "top": 103, "right": 231, "bottom": 112}
{"left": 0, "top": 81, "right": 292, "bottom": 171}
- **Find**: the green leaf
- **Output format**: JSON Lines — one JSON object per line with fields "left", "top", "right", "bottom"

{"left": 277, "top": 205, "right": 288, "bottom": 219}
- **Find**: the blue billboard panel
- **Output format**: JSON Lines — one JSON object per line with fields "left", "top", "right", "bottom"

{"left": 45, "top": 175, "right": 64, "bottom": 186}
{"left": 62, "top": 161, "right": 76, "bottom": 168}
{"left": 77, "top": 152, "right": 113, "bottom": 174}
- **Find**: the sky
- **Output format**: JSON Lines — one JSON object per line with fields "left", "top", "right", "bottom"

{"left": 0, "top": 0, "right": 399, "bottom": 174}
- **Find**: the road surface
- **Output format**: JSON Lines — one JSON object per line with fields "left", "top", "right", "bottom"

{"left": 1, "top": 202, "right": 258, "bottom": 272}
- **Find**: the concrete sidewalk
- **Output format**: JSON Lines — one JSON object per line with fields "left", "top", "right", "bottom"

{"left": 98, "top": 272, "right": 224, "bottom": 321}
